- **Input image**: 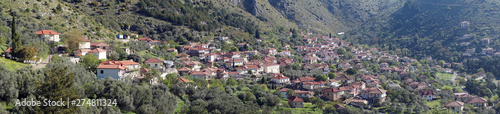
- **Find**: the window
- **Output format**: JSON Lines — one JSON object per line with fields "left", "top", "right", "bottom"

{"left": 100, "top": 70, "right": 104, "bottom": 74}
{"left": 103, "top": 47, "right": 106, "bottom": 49}
{"left": 155, "top": 64, "right": 158, "bottom": 67}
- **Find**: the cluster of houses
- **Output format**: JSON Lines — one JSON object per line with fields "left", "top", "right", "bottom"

{"left": 6, "top": 29, "right": 494, "bottom": 112}
{"left": 460, "top": 21, "right": 500, "bottom": 57}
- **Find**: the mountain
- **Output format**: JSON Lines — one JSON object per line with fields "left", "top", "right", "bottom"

{"left": 349, "top": 0, "right": 500, "bottom": 61}
{"left": 3, "top": 0, "right": 500, "bottom": 61}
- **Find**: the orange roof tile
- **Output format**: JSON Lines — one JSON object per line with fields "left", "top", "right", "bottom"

{"left": 35, "top": 30, "right": 60, "bottom": 35}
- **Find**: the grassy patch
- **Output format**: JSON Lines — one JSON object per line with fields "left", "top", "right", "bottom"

{"left": 425, "top": 99, "right": 442, "bottom": 109}
{"left": 1, "top": 101, "right": 13, "bottom": 110}
{"left": 288, "top": 103, "right": 323, "bottom": 114}
{"left": 175, "top": 98, "right": 185, "bottom": 113}
{"left": 0, "top": 58, "right": 27, "bottom": 71}
{"left": 436, "top": 73, "right": 453, "bottom": 80}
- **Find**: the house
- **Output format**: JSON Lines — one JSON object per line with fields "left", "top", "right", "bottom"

{"left": 87, "top": 48, "right": 107, "bottom": 60}
{"left": 418, "top": 89, "right": 436, "bottom": 101}
{"left": 181, "top": 61, "right": 202, "bottom": 71}
{"left": 90, "top": 42, "right": 110, "bottom": 52}
{"left": 294, "top": 90, "right": 314, "bottom": 98}
{"left": 225, "top": 59, "right": 245, "bottom": 67}
{"left": 461, "top": 21, "right": 470, "bottom": 28}
{"left": 271, "top": 74, "right": 290, "bottom": 85}
{"left": 96, "top": 60, "right": 140, "bottom": 80}
{"left": 279, "top": 88, "right": 289, "bottom": 98}
{"left": 97, "top": 64, "right": 127, "bottom": 80}
{"left": 445, "top": 101, "right": 464, "bottom": 112}
{"left": 189, "top": 71, "right": 210, "bottom": 80}
{"left": 177, "top": 67, "right": 191, "bottom": 76}
{"left": 482, "top": 38, "right": 490, "bottom": 45}
{"left": 177, "top": 77, "right": 190, "bottom": 83}
{"left": 336, "top": 75, "right": 354, "bottom": 84}
{"left": 462, "top": 34, "right": 471, "bottom": 40}
{"left": 75, "top": 49, "right": 91, "bottom": 57}
{"left": 349, "top": 99, "right": 368, "bottom": 108}
{"left": 481, "top": 48, "right": 494, "bottom": 55}
{"left": 79, "top": 38, "right": 91, "bottom": 49}
{"left": 144, "top": 58, "right": 164, "bottom": 71}
{"left": 139, "top": 68, "right": 149, "bottom": 77}
{"left": 380, "top": 63, "right": 389, "bottom": 68}
{"left": 338, "top": 62, "right": 352, "bottom": 69}
{"left": 467, "top": 97, "right": 487, "bottom": 107}
{"left": 2, "top": 47, "right": 12, "bottom": 58}
{"left": 322, "top": 87, "right": 348, "bottom": 101}
{"left": 36, "top": 30, "right": 60, "bottom": 42}
{"left": 291, "top": 76, "right": 316, "bottom": 85}
{"left": 328, "top": 79, "right": 341, "bottom": 88}
{"left": 261, "top": 63, "right": 280, "bottom": 74}
{"left": 454, "top": 92, "right": 474, "bottom": 101}
{"left": 302, "top": 81, "right": 327, "bottom": 90}
{"left": 288, "top": 96, "right": 304, "bottom": 108}
{"left": 359, "top": 87, "right": 387, "bottom": 103}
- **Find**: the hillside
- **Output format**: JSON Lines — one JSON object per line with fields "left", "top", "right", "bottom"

{"left": 349, "top": 0, "right": 500, "bottom": 61}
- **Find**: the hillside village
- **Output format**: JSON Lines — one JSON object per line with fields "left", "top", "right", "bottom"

{"left": 3, "top": 27, "right": 499, "bottom": 113}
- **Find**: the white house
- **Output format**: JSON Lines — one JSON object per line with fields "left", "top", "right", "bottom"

{"left": 36, "top": 30, "right": 60, "bottom": 43}
{"left": 88, "top": 48, "right": 107, "bottom": 60}
{"left": 144, "top": 58, "right": 164, "bottom": 70}
{"left": 96, "top": 64, "right": 126, "bottom": 79}
{"left": 90, "top": 42, "right": 111, "bottom": 52}
{"left": 271, "top": 74, "right": 290, "bottom": 85}
{"left": 262, "top": 63, "right": 280, "bottom": 73}
{"left": 96, "top": 60, "right": 139, "bottom": 80}
{"left": 79, "top": 38, "right": 91, "bottom": 49}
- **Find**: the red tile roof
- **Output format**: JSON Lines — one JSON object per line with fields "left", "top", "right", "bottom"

{"left": 90, "top": 42, "right": 110, "bottom": 47}
{"left": 445, "top": 101, "right": 464, "bottom": 107}
{"left": 4, "top": 47, "right": 12, "bottom": 53}
{"left": 35, "top": 30, "right": 60, "bottom": 35}
{"left": 287, "top": 96, "right": 304, "bottom": 102}
{"left": 144, "top": 58, "right": 163, "bottom": 63}
{"left": 138, "top": 38, "right": 152, "bottom": 41}
{"left": 96, "top": 64, "right": 127, "bottom": 70}
{"left": 177, "top": 67, "right": 191, "bottom": 72}
{"left": 467, "top": 97, "right": 487, "bottom": 104}
{"left": 88, "top": 48, "right": 106, "bottom": 53}
{"left": 177, "top": 77, "right": 190, "bottom": 83}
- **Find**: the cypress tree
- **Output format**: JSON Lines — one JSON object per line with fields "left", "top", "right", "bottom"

{"left": 11, "top": 16, "right": 22, "bottom": 58}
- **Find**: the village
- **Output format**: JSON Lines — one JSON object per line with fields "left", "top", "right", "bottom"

{"left": 2, "top": 28, "right": 499, "bottom": 113}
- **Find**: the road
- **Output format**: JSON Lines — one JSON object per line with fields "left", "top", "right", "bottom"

{"left": 451, "top": 72, "right": 458, "bottom": 85}
{"left": 32, "top": 54, "right": 53, "bottom": 69}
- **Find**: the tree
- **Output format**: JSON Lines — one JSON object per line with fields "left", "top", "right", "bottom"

{"left": 11, "top": 16, "right": 22, "bottom": 58}
{"left": 286, "top": 89, "right": 295, "bottom": 97}
{"left": 345, "top": 68, "right": 358, "bottom": 75}
{"left": 226, "top": 78, "right": 238, "bottom": 86}
{"left": 18, "top": 47, "right": 36, "bottom": 61}
{"left": 79, "top": 54, "right": 100, "bottom": 73}
{"left": 255, "top": 29, "right": 260, "bottom": 38}
{"left": 328, "top": 72, "right": 336, "bottom": 79}
{"left": 438, "top": 60, "right": 445, "bottom": 68}
{"left": 36, "top": 66, "right": 79, "bottom": 113}
{"left": 63, "top": 29, "right": 84, "bottom": 52}
{"left": 315, "top": 74, "right": 328, "bottom": 81}
{"left": 335, "top": 47, "right": 346, "bottom": 55}
{"left": 0, "top": 36, "right": 6, "bottom": 45}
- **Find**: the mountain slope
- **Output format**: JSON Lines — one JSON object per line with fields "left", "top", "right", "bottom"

{"left": 349, "top": 0, "right": 500, "bottom": 61}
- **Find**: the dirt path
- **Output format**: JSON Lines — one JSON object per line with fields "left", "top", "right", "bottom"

{"left": 32, "top": 54, "right": 53, "bottom": 69}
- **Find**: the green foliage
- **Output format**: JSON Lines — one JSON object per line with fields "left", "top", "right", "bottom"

{"left": 328, "top": 72, "right": 336, "bottom": 79}
{"left": 226, "top": 78, "right": 238, "bottom": 86}
{"left": 11, "top": 17, "right": 22, "bottom": 58}
{"left": 63, "top": 29, "right": 84, "bottom": 52}
{"left": 79, "top": 54, "right": 100, "bottom": 73}
{"left": 315, "top": 74, "right": 328, "bottom": 81}
{"left": 35, "top": 66, "right": 79, "bottom": 113}
{"left": 345, "top": 68, "right": 358, "bottom": 75}
{"left": 18, "top": 47, "right": 36, "bottom": 61}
